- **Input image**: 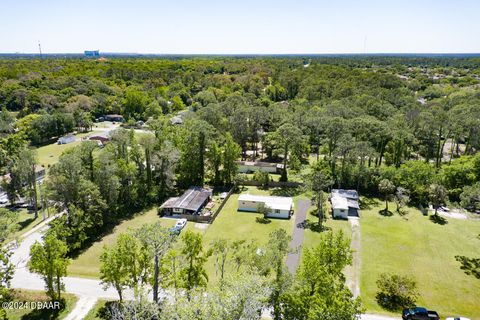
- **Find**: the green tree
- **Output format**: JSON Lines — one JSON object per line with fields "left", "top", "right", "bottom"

{"left": 304, "top": 161, "right": 333, "bottom": 228}
{"left": 222, "top": 133, "right": 241, "bottom": 186}
{"left": 180, "top": 230, "right": 210, "bottom": 294}
{"left": 0, "top": 247, "right": 14, "bottom": 320}
{"left": 376, "top": 273, "right": 419, "bottom": 311}
{"left": 28, "top": 233, "right": 70, "bottom": 301}
{"left": 100, "top": 233, "right": 151, "bottom": 301}
{"left": 273, "top": 123, "right": 305, "bottom": 182}
{"left": 134, "top": 222, "right": 176, "bottom": 302}
{"left": 460, "top": 182, "right": 480, "bottom": 212}
{"left": 267, "top": 229, "right": 292, "bottom": 320}
{"left": 378, "top": 179, "right": 395, "bottom": 212}
{"left": 429, "top": 183, "right": 447, "bottom": 216}
{"left": 278, "top": 231, "right": 362, "bottom": 320}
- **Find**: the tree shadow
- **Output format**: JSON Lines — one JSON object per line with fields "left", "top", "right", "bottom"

{"left": 379, "top": 209, "right": 394, "bottom": 217}
{"left": 17, "top": 217, "right": 36, "bottom": 230}
{"left": 299, "top": 219, "right": 331, "bottom": 233}
{"left": 359, "top": 197, "right": 378, "bottom": 210}
{"left": 20, "top": 299, "right": 66, "bottom": 320}
{"left": 270, "top": 187, "right": 302, "bottom": 197}
{"left": 429, "top": 214, "right": 448, "bottom": 225}
{"left": 256, "top": 217, "right": 271, "bottom": 224}
{"left": 455, "top": 255, "right": 480, "bottom": 279}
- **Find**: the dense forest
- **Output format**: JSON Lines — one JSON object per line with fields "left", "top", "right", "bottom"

{"left": 1, "top": 56, "right": 480, "bottom": 319}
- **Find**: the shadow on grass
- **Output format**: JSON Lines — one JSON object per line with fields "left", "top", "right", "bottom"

{"left": 270, "top": 187, "right": 302, "bottom": 197}
{"left": 256, "top": 217, "right": 271, "bottom": 224}
{"left": 359, "top": 197, "right": 378, "bottom": 210}
{"left": 429, "top": 214, "right": 448, "bottom": 225}
{"left": 298, "top": 219, "right": 331, "bottom": 233}
{"left": 455, "top": 255, "right": 480, "bottom": 279}
{"left": 20, "top": 299, "right": 66, "bottom": 320}
{"left": 17, "top": 217, "right": 37, "bottom": 230}
{"left": 67, "top": 206, "right": 150, "bottom": 259}
{"left": 379, "top": 209, "right": 394, "bottom": 217}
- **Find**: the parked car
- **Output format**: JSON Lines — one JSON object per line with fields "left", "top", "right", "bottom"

{"left": 446, "top": 317, "right": 470, "bottom": 320}
{"left": 402, "top": 307, "right": 440, "bottom": 320}
{"left": 170, "top": 218, "right": 187, "bottom": 234}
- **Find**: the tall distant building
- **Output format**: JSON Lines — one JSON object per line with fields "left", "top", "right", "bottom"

{"left": 84, "top": 50, "right": 100, "bottom": 57}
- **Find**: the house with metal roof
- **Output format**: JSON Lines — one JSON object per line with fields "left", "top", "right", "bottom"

{"left": 160, "top": 187, "right": 212, "bottom": 216}
{"left": 331, "top": 189, "right": 360, "bottom": 219}
{"left": 238, "top": 194, "right": 293, "bottom": 219}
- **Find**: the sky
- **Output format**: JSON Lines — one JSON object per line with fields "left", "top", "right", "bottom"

{"left": 0, "top": 0, "right": 479, "bottom": 54}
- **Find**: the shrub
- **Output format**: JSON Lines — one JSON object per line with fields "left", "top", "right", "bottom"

{"left": 376, "top": 273, "right": 419, "bottom": 311}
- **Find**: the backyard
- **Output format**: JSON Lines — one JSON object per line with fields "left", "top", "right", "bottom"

{"left": 359, "top": 198, "right": 480, "bottom": 319}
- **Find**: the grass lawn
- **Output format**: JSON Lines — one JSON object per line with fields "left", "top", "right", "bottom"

{"left": 67, "top": 208, "right": 199, "bottom": 279}
{"left": 302, "top": 201, "right": 352, "bottom": 251}
{"left": 360, "top": 198, "right": 480, "bottom": 319}
{"left": 202, "top": 186, "right": 296, "bottom": 245}
{"left": 36, "top": 131, "right": 99, "bottom": 168}
{"left": 9, "top": 209, "right": 43, "bottom": 240}
{"left": 5, "top": 290, "right": 77, "bottom": 320}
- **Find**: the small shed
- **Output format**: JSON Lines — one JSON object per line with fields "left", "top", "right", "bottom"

{"left": 331, "top": 189, "right": 360, "bottom": 219}
{"left": 57, "top": 134, "right": 76, "bottom": 145}
{"left": 238, "top": 194, "right": 293, "bottom": 219}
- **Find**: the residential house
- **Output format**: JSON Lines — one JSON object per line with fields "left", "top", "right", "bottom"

{"left": 88, "top": 133, "right": 111, "bottom": 145}
{"left": 236, "top": 161, "right": 284, "bottom": 174}
{"left": 238, "top": 194, "right": 293, "bottom": 219}
{"left": 57, "top": 134, "right": 76, "bottom": 145}
{"left": 330, "top": 189, "right": 360, "bottom": 219}
{"left": 160, "top": 187, "right": 212, "bottom": 216}
{"left": 105, "top": 114, "right": 125, "bottom": 122}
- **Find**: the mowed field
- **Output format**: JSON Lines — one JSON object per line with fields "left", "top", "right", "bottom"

{"left": 36, "top": 131, "right": 100, "bottom": 168}
{"left": 360, "top": 199, "right": 480, "bottom": 319}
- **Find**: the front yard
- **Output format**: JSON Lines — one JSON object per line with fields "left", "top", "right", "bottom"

{"left": 360, "top": 199, "right": 480, "bottom": 319}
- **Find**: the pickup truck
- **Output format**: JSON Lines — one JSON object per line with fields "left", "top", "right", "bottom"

{"left": 402, "top": 307, "right": 440, "bottom": 320}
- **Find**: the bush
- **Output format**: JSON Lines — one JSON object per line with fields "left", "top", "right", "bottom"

{"left": 376, "top": 273, "right": 419, "bottom": 311}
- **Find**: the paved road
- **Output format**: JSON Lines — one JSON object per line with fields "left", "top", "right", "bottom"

{"left": 286, "top": 199, "right": 311, "bottom": 274}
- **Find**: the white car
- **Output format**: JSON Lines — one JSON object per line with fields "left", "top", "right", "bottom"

{"left": 170, "top": 219, "right": 187, "bottom": 233}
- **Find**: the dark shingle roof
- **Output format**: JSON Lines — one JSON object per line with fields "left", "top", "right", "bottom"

{"left": 160, "top": 187, "right": 211, "bottom": 212}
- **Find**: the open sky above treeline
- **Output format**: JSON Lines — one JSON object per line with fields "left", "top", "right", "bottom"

{"left": 1, "top": 0, "right": 479, "bottom": 54}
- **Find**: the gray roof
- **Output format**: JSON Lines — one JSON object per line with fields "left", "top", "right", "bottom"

{"left": 331, "top": 189, "right": 359, "bottom": 200}
{"left": 331, "top": 189, "right": 360, "bottom": 210}
{"left": 160, "top": 187, "right": 211, "bottom": 212}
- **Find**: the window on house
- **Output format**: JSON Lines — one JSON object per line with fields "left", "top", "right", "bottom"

{"left": 275, "top": 209, "right": 280, "bottom": 213}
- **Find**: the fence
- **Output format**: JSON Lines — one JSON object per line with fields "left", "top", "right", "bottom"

{"left": 208, "top": 186, "right": 235, "bottom": 223}
{"left": 241, "top": 180, "right": 303, "bottom": 188}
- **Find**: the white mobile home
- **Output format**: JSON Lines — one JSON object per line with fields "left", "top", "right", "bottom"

{"left": 236, "top": 161, "right": 283, "bottom": 174}
{"left": 238, "top": 194, "right": 293, "bottom": 219}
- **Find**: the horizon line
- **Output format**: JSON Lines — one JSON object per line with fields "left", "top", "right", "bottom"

{"left": 1, "top": 52, "right": 480, "bottom": 56}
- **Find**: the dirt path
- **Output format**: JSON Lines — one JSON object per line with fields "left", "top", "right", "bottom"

{"left": 346, "top": 216, "right": 361, "bottom": 298}
{"left": 286, "top": 199, "right": 311, "bottom": 274}
{"left": 64, "top": 296, "right": 98, "bottom": 320}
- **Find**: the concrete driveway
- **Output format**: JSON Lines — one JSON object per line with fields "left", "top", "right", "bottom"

{"left": 286, "top": 199, "right": 311, "bottom": 274}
